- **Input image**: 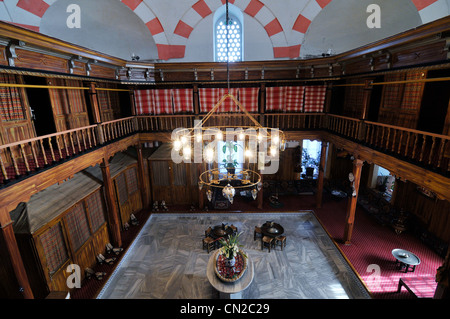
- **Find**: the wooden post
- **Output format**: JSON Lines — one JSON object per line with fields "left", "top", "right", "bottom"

{"left": 136, "top": 144, "right": 149, "bottom": 209}
{"left": 316, "top": 142, "right": 329, "bottom": 208}
{"left": 100, "top": 158, "right": 122, "bottom": 248}
{"left": 0, "top": 209, "right": 33, "bottom": 299}
{"left": 343, "top": 158, "right": 364, "bottom": 245}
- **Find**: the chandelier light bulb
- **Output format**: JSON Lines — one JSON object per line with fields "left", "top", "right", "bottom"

{"left": 173, "top": 140, "right": 182, "bottom": 151}
{"left": 205, "top": 148, "right": 214, "bottom": 162}
{"left": 245, "top": 148, "right": 253, "bottom": 158}
{"left": 181, "top": 135, "right": 188, "bottom": 145}
{"left": 217, "top": 131, "right": 223, "bottom": 140}
{"left": 183, "top": 146, "right": 191, "bottom": 159}
{"left": 272, "top": 135, "right": 279, "bottom": 145}
{"left": 270, "top": 146, "right": 277, "bottom": 157}
{"left": 196, "top": 134, "right": 202, "bottom": 143}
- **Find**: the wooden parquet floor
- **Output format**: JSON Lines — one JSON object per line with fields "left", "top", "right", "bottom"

{"left": 97, "top": 212, "right": 370, "bottom": 299}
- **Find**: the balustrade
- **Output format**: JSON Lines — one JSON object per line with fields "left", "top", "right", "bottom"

{"left": 0, "top": 113, "right": 448, "bottom": 188}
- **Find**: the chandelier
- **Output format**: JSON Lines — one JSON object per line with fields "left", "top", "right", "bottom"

{"left": 170, "top": 0, "right": 286, "bottom": 204}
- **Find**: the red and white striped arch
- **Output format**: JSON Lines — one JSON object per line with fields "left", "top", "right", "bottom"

{"left": 292, "top": 0, "right": 445, "bottom": 57}
{"left": 8, "top": 0, "right": 449, "bottom": 60}
{"left": 173, "top": 0, "right": 300, "bottom": 59}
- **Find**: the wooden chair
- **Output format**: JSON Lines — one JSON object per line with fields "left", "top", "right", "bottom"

{"left": 254, "top": 226, "right": 262, "bottom": 241}
{"left": 261, "top": 236, "right": 274, "bottom": 252}
{"left": 274, "top": 236, "right": 286, "bottom": 250}
{"left": 230, "top": 224, "right": 237, "bottom": 234}
{"left": 202, "top": 237, "right": 215, "bottom": 253}
{"left": 205, "top": 227, "right": 212, "bottom": 238}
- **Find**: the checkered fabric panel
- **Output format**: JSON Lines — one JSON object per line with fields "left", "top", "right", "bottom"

{"left": 285, "top": 86, "right": 305, "bottom": 112}
{"left": 266, "top": 87, "right": 286, "bottom": 112}
{"left": 65, "top": 203, "right": 91, "bottom": 251}
{"left": 134, "top": 89, "right": 154, "bottom": 115}
{"left": 304, "top": 85, "right": 326, "bottom": 112}
{"left": 125, "top": 167, "right": 138, "bottom": 194}
{"left": 48, "top": 78, "right": 69, "bottom": 115}
{"left": 0, "top": 74, "right": 25, "bottom": 121}
{"left": 401, "top": 71, "right": 426, "bottom": 110}
{"left": 153, "top": 89, "right": 174, "bottom": 114}
{"left": 116, "top": 172, "right": 129, "bottom": 205}
{"left": 217, "top": 88, "right": 239, "bottom": 112}
{"left": 238, "top": 87, "right": 259, "bottom": 113}
{"left": 199, "top": 88, "right": 218, "bottom": 113}
{"left": 39, "top": 222, "right": 69, "bottom": 275}
{"left": 65, "top": 79, "right": 86, "bottom": 113}
{"left": 173, "top": 88, "right": 193, "bottom": 113}
{"left": 86, "top": 190, "right": 106, "bottom": 232}
{"left": 382, "top": 73, "right": 405, "bottom": 109}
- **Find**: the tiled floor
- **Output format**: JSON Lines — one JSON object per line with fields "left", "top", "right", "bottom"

{"left": 97, "top": 212, "right": 370, "bottom": 299}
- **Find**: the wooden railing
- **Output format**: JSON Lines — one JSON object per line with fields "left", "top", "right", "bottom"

{"left": 1, "top": 113, "right": 448, "bottom": 188}
{"left": 100, "top": 117, "right": 136, "bottom": 143}
{"left": 363, "top": 121, "right": 450, "bottom": 172}
{"left": 0, "top": 125, "right": 98, "bottom": 184}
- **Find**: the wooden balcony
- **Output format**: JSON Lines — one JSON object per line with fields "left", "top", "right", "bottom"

{"left": 1, "top": 114, "right": 449, "bottom": 199}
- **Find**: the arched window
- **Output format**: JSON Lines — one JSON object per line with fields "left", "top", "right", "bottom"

{"left": 214, "top": 14, "right": 242, "bottom": 62}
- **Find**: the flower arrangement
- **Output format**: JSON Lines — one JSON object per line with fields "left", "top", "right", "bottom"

{"left": 219, "top": 231, "right": 247, "bottom": 260}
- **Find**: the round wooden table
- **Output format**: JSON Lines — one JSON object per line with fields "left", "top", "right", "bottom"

{"left": 206, "top": 250, "right": 254, "bottom": 299}
{"left": 260, "top": 222, "right": 284, "bottom": 238}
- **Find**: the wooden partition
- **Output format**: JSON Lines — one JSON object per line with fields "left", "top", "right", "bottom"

{"left": 9, "top": 171, "right": 109, "bottom": 298}
{"left": 148, "top": 143, "right": 198, "bottom": 206}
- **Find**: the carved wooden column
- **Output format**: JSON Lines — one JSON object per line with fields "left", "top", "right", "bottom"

{"left": 343, "top": 158, "right": 364, "bottom": 245}
{"left": 100, "top": 158, "right": 122, "bottom": 248}
{"left": 136, "top": 144, "right": 149, "bottom": 209}
{"left": 0, "top": 209, "right": 33, "bottom": 299}
{"left": 316, "top": 142, "right": 329, "bottom": 208}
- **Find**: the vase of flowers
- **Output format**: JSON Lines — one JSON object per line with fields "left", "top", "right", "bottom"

{"left": 219, "top": 232, "right": 246, "bottom": 269}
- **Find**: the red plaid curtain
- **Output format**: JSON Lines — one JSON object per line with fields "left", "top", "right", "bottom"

{"left": 39, "top": 222, "right": 69, "bottom": 275}
{"left": 173, "top": 88, "right": 193, "bottom": 113}
{"left": 304, "top": 85, "right": 326, "bottom": 112}
{"left": 65, "top": 79, "right": 86, "bottom": 113}
{"left": 65, "top": 203, "right": 91, "bottom": 251}
{"left": 266, "top": 87, "right": 286, "bottom": 112}
{"left": 382, "top": 73, "right": 404, "bottom": 109}
{"left": 134, "top": 89, "right": 154, "bottom": 115}
{"left": 86, "top": 190, "right": 106, "bottom": 232}
{"left": 401, "top": 71, "right": 426, "bottom": 110}
{"left": 286, "top": 86, "right": 305, "bottom": 112}
{"left": 125, "top": 167, "right": 138, "bottom": 194}
{"left": 238, "top": 87, "right": 259, "bottom": 113}
{"left": 217, "top": 88, "right": 239, "bottom": 112}
{"left": 199, "top": 88, "right": 218, "bottom": 113}
{"left": 153, "top": 89, "right": 174, "bottom": 114}
{"left": 0, "top": 74, "right": 25, "bottom": 121}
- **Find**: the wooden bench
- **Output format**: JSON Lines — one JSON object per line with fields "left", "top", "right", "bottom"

{"left": 397, "top": 276, "right": 437, "bottom": 298}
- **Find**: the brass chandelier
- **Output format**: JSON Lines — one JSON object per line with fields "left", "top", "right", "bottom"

{"left": 171, "top": 0, "right": 286, "bottom": 204}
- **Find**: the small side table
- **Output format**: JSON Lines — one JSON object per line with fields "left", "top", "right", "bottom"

{"left": 392, "top": 248, "right": 421, "bottom": 273}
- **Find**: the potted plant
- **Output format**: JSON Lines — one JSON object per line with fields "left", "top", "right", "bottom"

{"left": 302, "top": 148, "right": 319, "bottom": 177}
{"left": 222, "top": 141, "right": 240, "bottom": 174}
{"left": 219, "top": 232, "right": 247, "bottom": 268}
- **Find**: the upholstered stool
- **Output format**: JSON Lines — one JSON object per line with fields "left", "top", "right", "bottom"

{"left": 203, "top": 237, "right": 215, "bottom": 253}
{"left": 230, "top": 224, "right": 237, "bottom": 234}
{"left": 254, "top": 226, "right": 262, "bottom": 241}
{"left": 261, "top": 236, "right": 274, "bottom": 252}
{"left": 275, "top": 236, "right": 286, "bottom": 250}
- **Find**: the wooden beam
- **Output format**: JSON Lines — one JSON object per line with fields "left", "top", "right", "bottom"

{"left": 343, "top": 159, "right": 364, "bottom": 245}
{"left": 100, "top": 158, "right": 122, "bottom": 248}
{"left": 0, "top": 208, "right": 33, "bottom": 299}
